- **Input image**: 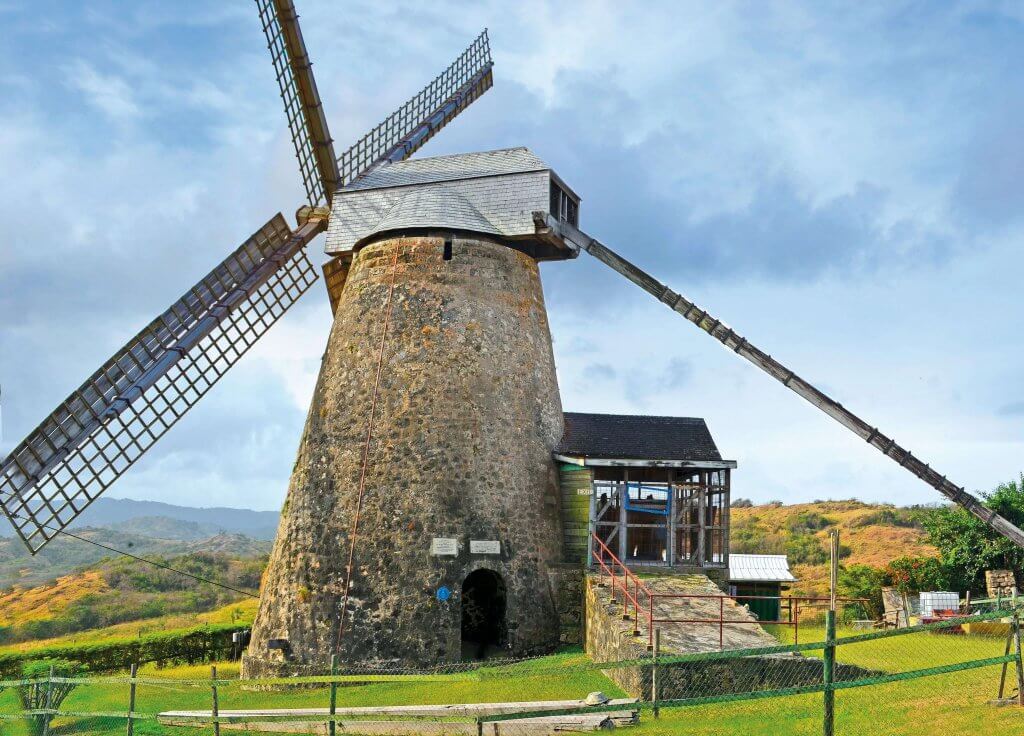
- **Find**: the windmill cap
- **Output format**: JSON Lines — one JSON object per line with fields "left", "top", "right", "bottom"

{"left": 584, "top": 691, "right": 610, "bottom": 705}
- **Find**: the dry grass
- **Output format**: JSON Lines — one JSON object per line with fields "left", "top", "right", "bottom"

{"left": 0, "top": 570, "right": 107, "bottom": 626}
{"left": 730, "top": 501, "right": 936, "bottom": 597}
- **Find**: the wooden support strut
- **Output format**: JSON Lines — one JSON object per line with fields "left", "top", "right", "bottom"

{"left": 573, "top": 229, "right": 1024, "bottom": 550}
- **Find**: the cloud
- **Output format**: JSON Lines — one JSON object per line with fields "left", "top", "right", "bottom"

{"left": 954, "top": 97, "right": 1024, "bottom": 230}
{"left": 64, "top": 60, "right": 141, "bottom": 121}
{"left": 583, "top": 363, "right": 616, "bottom": 381}
{"left": 3, "top": 0, "right": 1024, "bottom": 516}
{"left": 998, "top": 402, "right": 1024, "bottom": 417}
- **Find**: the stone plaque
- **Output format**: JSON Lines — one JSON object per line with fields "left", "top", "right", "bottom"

{"left": 430, "top": 537, "right": 458, "bottom": 556}
{"left": 470, "top": 540, "right": 501, "bottom": 555}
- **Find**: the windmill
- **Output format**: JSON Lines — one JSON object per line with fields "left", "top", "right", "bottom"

{"left": 1, "top": 0, "right": 1022, "bottom": 674}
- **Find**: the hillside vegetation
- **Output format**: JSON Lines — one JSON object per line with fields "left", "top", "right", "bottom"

{"left": 0, "top": 527, "right": 270, "bottom": 589}
{"left": 0, "top": 545, "right": 266, "bottom": 645}
{"left": 729, "top": 499, "right": 935, "bottom": 597}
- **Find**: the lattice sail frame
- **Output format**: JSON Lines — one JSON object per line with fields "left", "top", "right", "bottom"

{"left": 337, "top": 30, "right": 494, "bottom": 187}
{"left": 256, "top": 0, "right": 340, "bottom": 206}
{"left": 2, "top": 12, "right": 495, "bottom": 552}
{"left": 0, "top": 216, "right": 321, "bottom": 551}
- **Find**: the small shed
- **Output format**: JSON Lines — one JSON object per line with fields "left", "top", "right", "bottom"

{"left": 727, "top": 554, "right": 796, "bottom": 623}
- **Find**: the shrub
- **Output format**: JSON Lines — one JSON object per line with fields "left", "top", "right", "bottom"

{"left": 0, "top": 623, "right": 247, "bottom": 678}
{"left": 882, "top": 556, "right": 950, "bottom": 594}
{"left": 785, "top": 534, "right": 828, "bottom": 565}
{"left": 852, "top": 506, "right": 921, "bottom": 529}
{"left": 839, "top": 564, "right": 884, "bottom": 619}
{"left": 730, "top": 515, "right": 785, "bottom": 554}
{"left": 731, "top": 498, "right": 754, "bottom": 508}
{"left": 19, "top": 658, "right": 86, "bottom": 735}
{"left": 786, "top": 511, "right": 834, "bottom": 534}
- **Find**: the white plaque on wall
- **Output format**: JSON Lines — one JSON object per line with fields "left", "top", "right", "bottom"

{"left": 430, "top": 537, "right": 458, "bottom": 556}
{"left": 470, "top": 540, "right": 501, "bottom": 555}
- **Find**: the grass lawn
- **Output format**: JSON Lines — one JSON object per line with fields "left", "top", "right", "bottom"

{"left": 0, "top": 649, "right": 624, "bottom": 735}
{"left": 0, "top": 629, "right": 1020, "bottom": 735}
{"left": 633, "top": 624, "right": 1022, "bottom": 735}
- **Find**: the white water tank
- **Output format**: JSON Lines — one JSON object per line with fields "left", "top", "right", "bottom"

{"left": 919, "top": 591, "right": 959, "bottom": 617}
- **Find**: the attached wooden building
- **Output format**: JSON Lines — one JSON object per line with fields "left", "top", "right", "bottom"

{"left": 555, "top": 412, "right": 736, "bottom": 578}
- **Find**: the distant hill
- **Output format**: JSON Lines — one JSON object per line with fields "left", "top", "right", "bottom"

{"left": 730, "top": 499, "right": 936, "bottom": 597}
{"left": 0, "top": 527, "right": 272, "bottom": 590}
{"left": 67, "top": 498, "right": 280, "bottom": 540}
{"left": 0, "top": 499, "right": 275, "bottom": 643}
{"left": 105, "top": 516, "right": 230, "bottom": 541}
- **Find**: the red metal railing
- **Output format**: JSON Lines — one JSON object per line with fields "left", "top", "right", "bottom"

{"left": 590, "top": 532, "right": 655, "bottom": 638}
{"left": 590, "top": 533, "right": 869, "bottom": 649}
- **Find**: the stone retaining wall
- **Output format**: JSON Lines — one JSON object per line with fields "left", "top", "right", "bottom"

{"left": 584, "top": 575, "right": 874, "bottom": 700}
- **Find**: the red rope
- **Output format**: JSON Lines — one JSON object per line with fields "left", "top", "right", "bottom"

{"left": 335, "top": 243, "right": 402, "bottom": 652}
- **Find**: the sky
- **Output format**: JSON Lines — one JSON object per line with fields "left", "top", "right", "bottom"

{"left": 1, "top": 1, "right": 1024, "bottom": 514}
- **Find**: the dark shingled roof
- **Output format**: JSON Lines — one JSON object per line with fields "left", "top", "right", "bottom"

{"left": 557, "top": 412, "right": 725, "bottom": 462}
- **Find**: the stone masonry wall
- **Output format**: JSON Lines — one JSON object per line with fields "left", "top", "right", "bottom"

{"left": 548, "top": 565, "right": 584, "bottom": 646}
{"left": 242, "top": 235, "right": 566, "bottom": 676}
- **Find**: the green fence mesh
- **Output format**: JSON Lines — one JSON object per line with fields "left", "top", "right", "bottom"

{"left": 0, "top": 609, "right": 1019, "bottom": 735}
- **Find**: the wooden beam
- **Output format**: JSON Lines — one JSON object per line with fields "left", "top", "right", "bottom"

{"left": 576, "top": 228, "right": 1024, "bottom": 550}
{"left": 272, "top": 0, "right": 341, "bottom": 202}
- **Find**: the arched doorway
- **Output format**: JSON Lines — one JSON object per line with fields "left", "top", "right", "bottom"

{"left": 461, "top": 569, "right": 507, "bottom": 660}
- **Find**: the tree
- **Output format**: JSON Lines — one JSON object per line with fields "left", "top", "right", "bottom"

{"left": 838, "top": 564, "right": 884, "bottom": 619}
{"left": 882, "top": 556, "right": 949, "bottom": 594}
{"left": 920, "top": 473, "right": 1024, "bottom": 592}
{"left": 19, "top": 659, "right": 86, "bottom": 735}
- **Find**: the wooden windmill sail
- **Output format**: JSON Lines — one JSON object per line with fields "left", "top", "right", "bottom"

{"left": 0, "top": 0, "right": 493, "bottom": 553}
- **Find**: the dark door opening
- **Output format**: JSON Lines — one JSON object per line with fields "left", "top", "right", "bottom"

{"left": 461, "top": 569, "right": 507, "bottom": 661}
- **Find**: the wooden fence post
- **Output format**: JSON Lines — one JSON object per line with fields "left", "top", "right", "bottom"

{"left": 126, "top": 662, "right": 138, "bottom": 736}
{"left": 823, "top": 610, "right": 835, "bottom": 736}
{"left": 1014, "top": 614, "right": 1024, "bottom": 707}
{"left": 823, "top": 529, "right": 838, "bottom": 736}
{"left": 329, "top": 654, "right": 338, "bottom": 736}
{"left": 210, "top": 665, "right": 220, "bottom": 736}
{"left": 998, "top": 625, "right": 1013, "bottom": 700}
{"left": 41, "top": 664, "right": 54, "bottom": 736}
{"left": 651, "top": 628, "right": 661, "bottom": 720}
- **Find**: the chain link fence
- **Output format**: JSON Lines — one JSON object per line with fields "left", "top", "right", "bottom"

{"left": 0, "top": 609, "right": 1020, "bottom": 735}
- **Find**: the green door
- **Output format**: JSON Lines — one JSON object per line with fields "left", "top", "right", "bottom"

{"left": 737, "top": 583, "right": 781, "bottom": 622}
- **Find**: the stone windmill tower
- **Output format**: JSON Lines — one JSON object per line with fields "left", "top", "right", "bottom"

{"left": 3, "top": 0, "right": 1024, "bottom": 680}
{"left": 244, "top": 149, "right": 583, "bottom": 673}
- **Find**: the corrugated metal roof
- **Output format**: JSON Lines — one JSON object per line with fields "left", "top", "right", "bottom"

{"left": 728, "top": 554, "right": 796, "bottom": 583}
{"left": 556, "top": 412, "right": 726, "bottom": 462}
{"left": 343, "top": 147, "right": 549, "bottom": 192}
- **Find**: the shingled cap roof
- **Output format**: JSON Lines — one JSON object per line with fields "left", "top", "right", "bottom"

{"left": 556, "top": 412, "right": 735, "bottom": 466}
{"left": 325, "top": 147, "right": 581, "bottom": 260}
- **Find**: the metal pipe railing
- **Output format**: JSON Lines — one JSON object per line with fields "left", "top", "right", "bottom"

{"left": 590, "top": 533, "right": 868, "bottom": 649}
